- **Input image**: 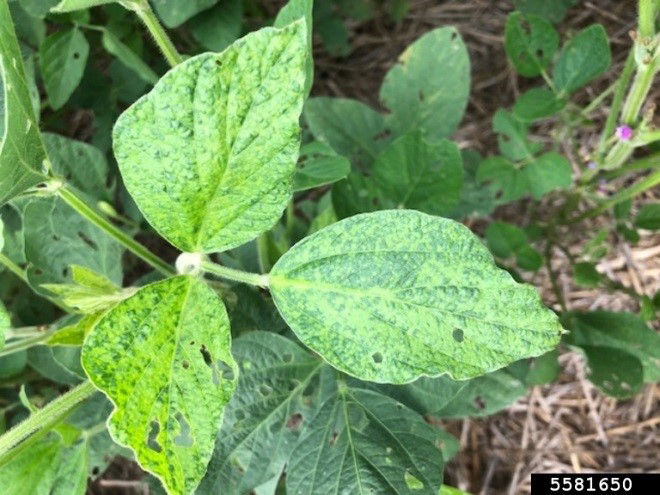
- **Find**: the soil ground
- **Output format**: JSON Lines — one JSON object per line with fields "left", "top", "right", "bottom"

{"left": 90, "top": 1, "right": 659, "bottom": 493}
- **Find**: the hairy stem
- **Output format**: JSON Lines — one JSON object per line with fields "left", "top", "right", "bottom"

{"left": 202, "top": 261, "right": 269, "bottom": 288}
{"left": 57, "top": 185, "right": 175, "bottom": 277}
{"left": 131, "top": 0, "right": 183, "bottom": 67}
{"left": 0, "top": 381, "right": 96, "bottom": 460}
{"left": 0, "top": 331, "right": 57, "bottom": 358}
{"left": 602, "top": 151, "right": 660, "bottom": 180}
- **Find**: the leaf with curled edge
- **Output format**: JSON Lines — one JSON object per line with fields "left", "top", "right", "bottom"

{"left": 113, "top": 21, "right": 307, "bottom": 254}
{"left": 82, "top": 276, "right": 238, "bottom": 494}
{"left": 270, "top": 210, "right": 562, "bottom": 384}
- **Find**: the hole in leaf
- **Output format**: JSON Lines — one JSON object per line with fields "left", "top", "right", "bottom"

{"left": 52, "top": 235, "right": 59, "bottom": 241}
{"left": 147, "top": 420, "right": 162, "bottom": 452}
{"left": 34, "top": 268, "right": 43, "bottom": 275}
{"left": 259, "top": 384, "right": 272, "bottom": 397}
{"left": 73, "top": 52, "right": 80, "bottom": 59}
{"left": 217, "top": 360, "right": 235, "bottom": 380}
{"left": 372, "top": 352, "right": 383, "bottom": 364}
{"left": 282, "top": 352, "right": 293, "bottom": 363}
{"left": 77, "top": 231, "right": 98, "bottom": 250}
{"left": 329, "top": 430, "right": 339, "bottom": 446}
{"left": 200, "top": 345, "right": 212, "bottom": 367}
{"left": 174, "top": 412, "right": 193, "bottom": 447}
{"left": 288, "top": 379, "right": 300, "bottom": 391}
{"left": 450, "top": 31, "right": 458, "bottom": 41}
{"left": 286, "top": 413, "right": 303, "bottom": 431}
{"left": 452, "top": 328, "right": 464, "bottom": 342}
{"left": 91, "top": 466, "right": 100, "bottom": 476}
{"left": 182, "top": 361, "right": 189, "bottom": 369}
{"left": 405, "top": 470, "right": 425, "bottom": 490}
{"left": 474, "top": 396, "right": 486, "bottom": 410}
{"left": 418, "top": 90, "right": 425, "bottom": 102}
{"left": 230, "top": 457, "right": 245, "bottom": 474}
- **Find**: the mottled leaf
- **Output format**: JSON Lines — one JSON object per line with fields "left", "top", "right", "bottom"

{"left": 553, "top": 24, "right": 611, "bottom": 94}
{"left": 380, "top": 26, "right": 470, "bottom": 141}
{"left": 294, "top": 141, "right": 350, "bottom": 192}
{"left": 39, "top": 27, "right": 89, "bottom": 109}
{"left": 0, "top": 0, "right": 48, "bottom": 204}
{"left": 286, "top": 379, "right": 444, "bottom": 495}
{"left": 373, "top": 131, "right": 463, "bottom": 215}
{"left": 200, "top": 332, "right": 322, "bottom": 494}
{"left": 504, "top": 12, "right": 558, "bottom": 78}
{"left": 82, "top": 276, "right": 238, "bottom": 494}
{"left": 151, "top": 0, "right": 218, "bottom": 28}
{"left": 304, "top": 97, "right": 387, "bottom": 170}
{"left": 270, "top": 210, "right": 563, "bottom": 384}
{"left": 274, "top": 0, "right": 314, "bottom": 97}
{"left": 513, "top": 88, "right": 566, "bottom": 122}
{"left": 113, "top": 22, "right": 307, "bottom": 253}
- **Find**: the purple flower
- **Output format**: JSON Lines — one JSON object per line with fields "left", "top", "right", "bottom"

{"left": 615, "top": 125, "right": 634, "bottom": 141}
{"left": 587, "top": 161, "right": 597, "bottom": 169}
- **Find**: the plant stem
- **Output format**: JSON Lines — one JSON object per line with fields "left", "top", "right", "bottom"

{"left": 57, "top": 185, "right": 176, "bottom": 277}
{"left": 571, "top": 170, "right": 660, "bottom": 223}
{"left": 0, "top": 331, "right": 57, "bottom": 358}
{"left": 201, "top": 261, "right": 269, "bottom": 288}
{"left": 595, "top": 50, "right": 636, "bottom": 160}
{"left": 256, "top": 234, "right": 271, "bottom": 274}
{"left": 0, "top": 381, "right": 96, "bottom": 459}
{"left": 602, "top": 151, "right": 660, "bottom": 180}
{"left": 0, "top": 253, "right": 28, "bottom": 284}
{"left": 131, "top": 0, "right": 183, "bottom": 67}
{"left": 638, "top": 0, "right": 658, "bottom": 38}
{"left": 621, "top": 59, "right": 658, "bottom": 125}
{"left": 581, "top": 80, "right": 616, "bottom": 116}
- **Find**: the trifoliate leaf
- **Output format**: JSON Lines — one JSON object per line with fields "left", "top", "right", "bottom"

{"left": 0, "top": 0, "right": 48, "bottom": 204}
{"left": 553, "top": 24, "right": 611, "bottom": 94}
{"left": 294, "top": 141, "right": 350, "bottom": 192}
{"left": 380, "top": 27, "right": 470, "bottom": 141}
{"left": 304, "top": 97, "right": 387, "bottom": 170}
{"left": 82, "top": 276, "right": 238, "bottom": 494}
{"left": 373, "top": 131, "right": 463, "bottom": 215}
{"left": 113, "top": 22, "right": 307, "bottom": 253}
{"left": 200, "top": 332, "right": 322, "bottom": 494}
{"left": 39, "top": 27, "right": 89, "bottom": 110}
{"left": 635, "top": 203, "right": 660, "bottom": 230}
{"left": 513, "top": 87, "right": 566, "bottom": 122}
{"left": 269, "top": 210, "right": 563, "bottom": 384}
{"left": 285, "top": 378, "right": 444, "bottom": 495}
{"left": 504, "top": 12, "right": 558, "bottom": 78}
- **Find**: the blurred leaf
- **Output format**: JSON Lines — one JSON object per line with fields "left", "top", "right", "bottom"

{"left": 28, "top": 344, "right": 84, "bottom": 385}
{"left": 573, "top": 262, "right": 602, "bottom": 288}
{"left": 18, "top": 0, "right": 59, "bottom": 18}
{"left": 513, "top": 87, "right": 566, "bottom": 122}
{"left": 51, "top": 0, "right": 120, "bottom": 12}
{"left": 525, "top": 151, "right": 573, "bottom": 199}
{"left": 512, "top": 0, "right": 579, "bottom": 23}
{"left": 101, "top": 27, "right": 158, "bottom": 85}
{"left": 504, "top": 12, "right": 558, "bottom": 78}
{"left": 486, "top": 221, "right": 527, "bottom": 259}
{"left": 493, "top": 110, "right": 541, "bottom": 161}
{"left": 553, "top": 24, "right": 611, "bottom": 93}
{"left": 373, "top": 131, "right": 463, "bottom": 215}
{"left": 476, "top": 156, "right": 529, "bottom": 202}
{"left": 151, "top": 0, "right": 218, "bottom": 28}
{"left": 516, "top": 244, "right": 542, "bottom": 271}
{"left": 525, "top": 349, "right": 560, "bottom": 385}
{"left": 331, "top": 172, "right": 389, "bottom": 219}
{"left": 380, "top": 27, "right": 470, "bottom": 141}
{"left": 635, "top": 203, "right": 660, "bottom": 230}
{"left": 449, "top": 150, "right": 498, "bottom": 219}
{"left": 579, "top": 345, "right": 643, "bottom": 398}
{"left": 189, "top": 0, "right": 243, "bottom": 52}
{"left": 304, "top": 97, "right": 387, "bottom": 170}
{"left": 336, "top": 0, "right": 376, "bottom": 20}
{"left": 39, "top": 27, "right": 89, "bottom": 109}
{"left": 294, "top": 141, "right": 350, "bottom": 192}
{"left": 313, "top": 1, "right": 350, "bottom": 57}
{"left": 387, "top": 0, "right": 409, "bottom": 21}
{"left": 8, "top": 1, "right": 45, "bottom": 47}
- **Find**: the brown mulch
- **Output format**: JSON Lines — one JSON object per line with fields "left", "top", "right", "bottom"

{"left": 92, "top": 1, "right": 659, "bottom": 493}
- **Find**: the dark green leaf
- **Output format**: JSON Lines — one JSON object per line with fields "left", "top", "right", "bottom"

{"left": 513, "top": 88, "right": 566, "bottom": 122}
{"left": 504, "top": 12, "right": 558, "bottom": 78}
{"left": 553, "top": 24, "right": 611, "bottom": 93}
{"left": 512, "top": 0, "right": 579, "bottom": 23}
{"left": 331, "top": 172, "right": 390, "bottom": 219}
{"left": 189, "top": 0, "right": 243, "bottom": 52}
{"left": 493, "top": 110, "right": 541, "bottom": 161}
{"left": 525, "top": 349, "right": 561, "bottom": 385}
{"left": 573, "top": 262, "right": 602, "bottom": 288}
{"left": 151, "top": 0, "right": 218, "bottom": 28}
{"left": 525, "top": 152, "right": 573, "bottom": 199}
{"left": 635, "top": 203, "right": 660, "bottom": 230}
{"left": 579, "top": 345, "right": 643, "bottom": 398}
{"left": 516, "top": 244, "right": 542, "bottom": 271}
{"left": 476, "top": 156, "right": 529, "bottom": 203}
{"left": 485, "top": 221, "right": 527, "bottom": 259}
{"left": 294, "top": 141, "right": 350, "bottom": 192}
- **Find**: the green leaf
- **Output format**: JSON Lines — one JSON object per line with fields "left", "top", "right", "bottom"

{"left": 515, "top": 244, "right": 542, "bottom": 271}
{"left": 485, "top": 221, "right": 527, "bottom": 259}
{"left": 113, "top": 22, "right": 307, "bottom": 253}
{"left": 512, "top": 0, "right": 579, "bottom": 23}
{"left": 553, "top": 24, "right": 611, "bottom": 94}
{"left": 286, "top": 379, "right": 444, "bottom": 494}
{"left": 493, "top": 110, "right": 541, "bottom": 161}
{"left": 46, "top": 312, "right": 103, "bottom": 346}
{"left": 28, "top": 343, "right": 85, "bottom": 384}
{"left": 189, "top": 0, "right": 243, "bottom": 52}
{"left": 0, "top": 0, "right": 48, "bottom": 204}
{"left": 635, "top": 203, "right": 660, "bottom": 230}
{"left": 101, "top": 28, "right": 158, "bottom": 85}
{"left": 314, "top": 2, "right": 350, "bottom": 57}
{"left": 8, "top": 1, "right": 45, "bottom": 48}
{"left": 525, "top": 152, "right": 572, "bottom": 199}
{"left": 579, "top": 345, "right": 643, "bottom": 398}
{"left": 294, "top": 141, "right": 350, "bottom": 192}
{"left": 504, "top": 12, "right": 558, "bottom": 78}
{"left": 0, "top": 299, "right": 8, "bottom": 349}
{"left": 449, "top": 150, "right": 498, "bottom": 219}
{"left": 513, "top": 88, "right": 566, "bottom": 122}
{"left": 380, "top": 26, "right": 470, "bottom": 141}
{"left": 274, "top": 0, "right": 314, "bottom": 98}
{"left": 151, "top": 0, "right": 218, "bottom": 28}
{"left": 373, "top": 131, "right": 463, "bottom": 215}
{"left": 440, "top": 485, "right": 472, "bottom": 495}
{"left": 304, "top": 97, "right": 387, "bottom": 170}
{"left": 573, "top": 262, "right": 602, "bottom": 288}
{"left": 0, "top": 436, "right": 63, "bottom": 494}
{"left": 270, "top": 210, "right": 562, "bottom": 384}
{"left": 51, "top": 0, "right": 119, "bottom": 12}
{"left": 43, "top": 133, "right": 114, "bottom": 201}
{"left": 564, "top": 311, "right": 660, "bottom": 383}
{"left": 525, "top": 349, "right": 560, "bottom": 385}
{"left": 200, "top": 331, "right": 322, "bottom": 494}
{"left": 39, "top": 27, "right": 90, "bottom": 110}
{"left": 22, "top": 196, "right": 124, "bottom": 290}
{"left": 331, "top": 171, "right": 390, "bottom": 219}
{"left": 18, "top": 0, "right": 59, "bottom": 18}
{"left": 82, "top": 276, "right": 238, "bottom": 494}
